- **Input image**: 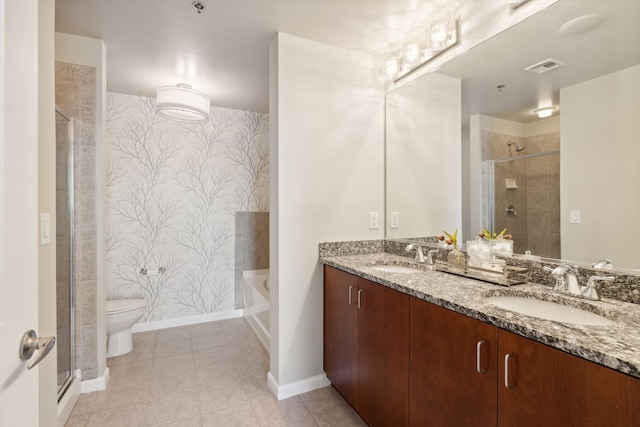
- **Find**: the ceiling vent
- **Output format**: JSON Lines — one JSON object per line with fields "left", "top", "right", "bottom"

{"left": 524, "top": 58, "right": 565, "bottom": 74}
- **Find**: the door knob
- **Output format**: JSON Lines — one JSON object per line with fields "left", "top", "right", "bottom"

{"left": 19, "top": 330, "right": 56, "bottom": 369}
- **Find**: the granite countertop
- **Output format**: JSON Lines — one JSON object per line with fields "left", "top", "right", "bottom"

{"left": 321, "top": 252, "right": 640, "bottom": 379}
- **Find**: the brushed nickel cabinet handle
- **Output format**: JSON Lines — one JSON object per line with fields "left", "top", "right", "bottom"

{"left": 476, "top": 340, "right": 487, "bottom": 373}
{"left": 348, "top": 285, "right": 354, "bottom": 305}
{"left": 504, "top": 353, "right": 514, "bottom": 388}
{"left": 357, "top": 289, "right": 363, "bottom": 309}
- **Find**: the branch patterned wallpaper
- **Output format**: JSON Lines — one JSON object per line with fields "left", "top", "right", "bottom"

{"left": 105, "top": 93, "right": 269, "bottom": 321}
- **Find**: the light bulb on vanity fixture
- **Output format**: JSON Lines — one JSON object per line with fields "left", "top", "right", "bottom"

{"left": 156, "top": 83, "right": 210, "bottom": 124}
{"left": 534, "top": 107, "right": 556, "bottom": 118}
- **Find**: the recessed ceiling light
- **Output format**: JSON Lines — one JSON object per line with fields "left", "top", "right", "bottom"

{"left": 559, "top": 14, "right": 605, "bottom": 36}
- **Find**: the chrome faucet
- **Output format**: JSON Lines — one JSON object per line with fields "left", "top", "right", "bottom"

{"left": 405, "top": 243, "right": 425, "bottom": 263}
{"left": 581, "top": 276, "right": 615, "bottom": 300}
{"left": 543, "top": 265, "right": 580, "bottom": 296}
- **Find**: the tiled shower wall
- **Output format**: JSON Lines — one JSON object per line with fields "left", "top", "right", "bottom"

{"left": 105, "top": 93, "right": 269, "bottom": 321}
{"left": 55, "top": 62, "right": 99, "bottom": 379}
{"left": 481, "top": 130, "right": 560, "bottom": 258}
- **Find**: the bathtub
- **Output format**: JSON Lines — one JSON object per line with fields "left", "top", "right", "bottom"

{"left": 243, "top": 269, "right": 270, "bottom": 353}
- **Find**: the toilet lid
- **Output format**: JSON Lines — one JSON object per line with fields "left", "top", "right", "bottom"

{"left": 107, "top": 299, "right": 146, "bottom": 314}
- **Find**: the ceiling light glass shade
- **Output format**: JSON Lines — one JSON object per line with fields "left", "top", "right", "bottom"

{"left": 156, "top": 83, "right": 210, "bottom": 123}
{"left": 534, "top": 107, "right": 555, "bottom": 118}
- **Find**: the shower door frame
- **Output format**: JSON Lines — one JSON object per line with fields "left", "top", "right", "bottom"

{"left": 55, "top": 105, "right": 76, "bottom": 401}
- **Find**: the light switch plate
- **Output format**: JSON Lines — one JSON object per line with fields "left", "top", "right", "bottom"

{"left": 40, "top": 213, "right": 51, "bottom": 245}
{"left": 390, "top": 212, "right": 399, "bottom": 229}
{"left": 569, "top": 210, "right": 581, "bottom": 224}
{"left": 369, "top": 212, "right": 379, "bottom": 229}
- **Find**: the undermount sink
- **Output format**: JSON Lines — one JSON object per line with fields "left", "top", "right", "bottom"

{"left": 485, "top": 295, "right": 615, "bottom": 326}
{"left": 371, "top": 265, "right": 424, "bottom": 274}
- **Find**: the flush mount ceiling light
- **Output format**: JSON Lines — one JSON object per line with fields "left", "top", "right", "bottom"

{"left": 534, "top": 107, "right": 556, "bottom": 118}
{"left": 559, "top": 14, "right": 605, "bottom": 36}
{"left": 156, "top": 83, "right": 210, "bottom": 123}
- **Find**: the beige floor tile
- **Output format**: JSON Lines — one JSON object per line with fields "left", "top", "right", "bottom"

{"left": 149, "top": 366, "right": 198, "bottom": 397}
{"left": 153, "top": 351, "right": 194, "bottom": 371}
{"left": 200, "top": 402, "right": 260, "bottom": 427}
{"left": 194, "top": 359, "right": 240, "bottom": 387}
{"left": 250, "top": 395, "right": 313, "bottom": 427}
{"left": 154, "top": 336, "right": 194, "bottom": 358}
{"left": 133, "top": 331, "right": 158, "bottom": 347}
{"left": 109, "top": 343, "right": 156, "bottom": 366}
{"left": 157, "top": 326, "right": 196, "bottom": 341}
{"left": 194, "top": 347, "right": 237, "bottom": 368}
{"left": 241, "top": 374, "right": 272, "bottom": 400}
{"left": 300, "top": 387, "right": 366, "bottom": 427}
{"left": 65, "top": 412, "right": 90, "bottom": 427}
{"left": 144, "top": 389, "right": 201, "bottom": 426}
{"left": 85, "top": 402, "right": 146, "bottom": 427}
{"left": 193, "top": 331, "right": 231, "bottom": 351}
{"left": 108, "top": 358, "right": 154, "bottom": 382}
{"left": 281, "top": 418, "right": 320, "bottom": 427}
{"left": 157, "top": 415, "right": 202, "bottom": 427}
{"left": 101, "top": 377, "right": 150, "bottom": 409}
{"left": 197, "top": 376, "right": 250, "bottom": 414}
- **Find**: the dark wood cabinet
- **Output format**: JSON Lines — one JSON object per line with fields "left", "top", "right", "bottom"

{"left": 324, "top": 266, "right": 640, "bottom": 426}
{"left": 409, "top": 298, "right": 497, "bottom": 426}
{"left": 323, "top": 266, "right": 409, "bottom": 427}
{"left": 357, "top": 278, "right": 409, "bottom": 427}
{"left": 323, "top": 266, "right": 359, "bottom": 404}
{"left": 498, "top": 329, "right": 640, "bottom": 427}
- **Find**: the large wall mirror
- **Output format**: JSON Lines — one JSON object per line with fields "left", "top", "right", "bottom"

{"left": 386, "top": 0, "right": 640, "bottom": 271}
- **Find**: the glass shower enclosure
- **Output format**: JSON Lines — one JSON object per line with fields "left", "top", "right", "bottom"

{"left": 486, "top": 150, "right": 561, "bottom": 259}
{"left": 55, "top": 106, "right": 75, "bottom": 400}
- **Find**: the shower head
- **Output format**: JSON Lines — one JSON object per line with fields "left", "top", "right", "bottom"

{"left": 508, "top": 141, "right": 525, "bottom": 152}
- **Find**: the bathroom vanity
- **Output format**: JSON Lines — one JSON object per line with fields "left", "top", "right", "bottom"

{"left": 321, "top": 251, "right": 640, "bottom": 427}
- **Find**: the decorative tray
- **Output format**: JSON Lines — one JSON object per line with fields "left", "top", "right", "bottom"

{"left": 435, "top": 260, "right": 528, "bottom": 287}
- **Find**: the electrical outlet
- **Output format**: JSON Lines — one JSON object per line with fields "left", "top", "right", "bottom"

{"left": 369, "top": 212, "right": 379, "bottom": 229}
{"left": 390, "top": 212, "right": 399, "bottom": 229}
{"left": 569, "top": 210, "right": 581, "bottom": 224}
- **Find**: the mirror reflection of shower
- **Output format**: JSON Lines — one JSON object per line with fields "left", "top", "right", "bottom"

{"left": 507, "top": 141, "right": 526, "bottom": 154}
{"left": 487, "top": 149, "right": 560, "bottom": 259}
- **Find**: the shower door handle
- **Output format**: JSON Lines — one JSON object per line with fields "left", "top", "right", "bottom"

{"left": 19, "top": 329, "right": 56, "bottom": 369}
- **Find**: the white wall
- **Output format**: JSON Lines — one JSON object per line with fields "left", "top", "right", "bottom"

{"left": 269, "top": 33, "right": 385, "bottom": 398}
{"left": 560, "top": 64, "right": 640, "bottom": 269}
{"left": 55, "top": 32, "right": 109, "bottom": 381}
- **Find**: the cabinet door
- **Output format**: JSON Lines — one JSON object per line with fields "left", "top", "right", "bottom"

{"left": 323, "top": 266, "right": 359, "bottom": 404}
{"left": 498, "top": 329, "right": 640, "bottom": 426}
{"left": 357, "top": 278, "right": 410, "bottom": 427}
{"left": 410, "top": 298, "right": 497, "bottom": 426}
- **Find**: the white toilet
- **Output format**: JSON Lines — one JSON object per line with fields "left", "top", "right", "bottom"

{"left": 106, "top": 299, "right": 146, "bottom": 358}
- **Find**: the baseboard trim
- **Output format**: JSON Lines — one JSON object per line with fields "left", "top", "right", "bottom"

{"left": 267, "top": 371, "right": 331, "bottom": 400}
{"left": 131, "top": 309, "right": 244, "bottom": 333}
{"left": 80, "top": 367, "right": 110, "bottom": 393}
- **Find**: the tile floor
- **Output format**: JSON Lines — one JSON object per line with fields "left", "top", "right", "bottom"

{"left": 65, "top": 317, "right": 367, "bottom": 426}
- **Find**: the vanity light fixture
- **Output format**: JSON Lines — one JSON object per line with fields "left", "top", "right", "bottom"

{"left": 156, "top": 83, "right": 210, "bottom": 124}
{"left": 386, "top": 19, "right": 459, "bottom": 80}
{"left": 534, "top": 107, "right": 555, "bottom": 118}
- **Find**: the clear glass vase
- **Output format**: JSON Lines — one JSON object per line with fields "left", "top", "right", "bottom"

{"left": 447, "top": 248, "right": 466, "bottom": 271}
